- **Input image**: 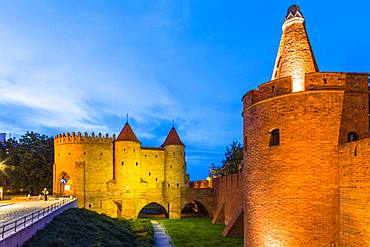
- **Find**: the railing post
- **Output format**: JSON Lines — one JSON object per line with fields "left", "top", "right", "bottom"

{"left": 2, "top": 225, "right": 4, "bottom": 238}
{"left": 14, "top": 220, "right": 17, "bottom": 232}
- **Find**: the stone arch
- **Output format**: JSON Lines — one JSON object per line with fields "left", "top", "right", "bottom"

{"left": 57, "top": 171, "right": 73, "bottom": 196}
{"left": 181, "top": 199, "right": 210, "bottom": 218}
{"left": 137, "top": 201, "right": 168, "bottom": 219}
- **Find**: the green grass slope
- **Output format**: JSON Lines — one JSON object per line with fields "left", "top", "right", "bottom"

{"left": 24, "top": 208, "right": 154, "bottom": 247}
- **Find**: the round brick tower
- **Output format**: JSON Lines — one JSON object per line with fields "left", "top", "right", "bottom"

{"left": 242, "top": 5, "right": 369, "bottom": 246}
{"left": 162, "top": 127, "right": 186, "bottom": 219}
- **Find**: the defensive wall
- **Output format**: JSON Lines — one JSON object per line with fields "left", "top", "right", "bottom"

{"left": 212, "top": 173, "right": 244, "bottom": 237}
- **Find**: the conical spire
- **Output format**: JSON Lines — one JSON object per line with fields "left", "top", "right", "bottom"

{"left": 162, "top": 127, "right": 184, "bottom": 147}
{"left": 116, "top": 122, "right": 140, "bottom": 143}
{"left": 271, "top": 5, "right": 319, "bottom": 92}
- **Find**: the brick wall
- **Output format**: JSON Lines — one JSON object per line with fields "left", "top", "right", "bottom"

{"left": 212, "top": 173, "right": 244, "bottom": 225}
{"left": 339, "top": 138, "right": 370, "bottom": 246}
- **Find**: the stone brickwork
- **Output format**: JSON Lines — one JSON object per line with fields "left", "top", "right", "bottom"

{"left": 53, "top": 125, "right": 214, "bottom": 219}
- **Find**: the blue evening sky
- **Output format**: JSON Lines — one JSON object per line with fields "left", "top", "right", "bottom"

{"left": 0, "top": 1, "right": 369, "bottom": 180}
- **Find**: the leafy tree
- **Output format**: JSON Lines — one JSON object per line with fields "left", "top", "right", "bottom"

{"left": 6, "top": 132, "right": 54, "bottom": 194}
{"left": 209, "top": 141, "right": 243, "bottom": 176}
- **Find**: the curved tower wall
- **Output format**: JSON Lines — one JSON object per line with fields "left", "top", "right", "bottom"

{"left": 164, "top": 144, "right": 185, "bottom": 218}
{"left": 53, "top": 132, "right": 113, "bottom": 209}
{"left": 242, "top": 73, "right": 369, "bottom": 246}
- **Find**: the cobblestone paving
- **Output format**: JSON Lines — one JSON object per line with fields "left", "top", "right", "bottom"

{"left": 0, "top": 200, "right": 59, "bottom": 225}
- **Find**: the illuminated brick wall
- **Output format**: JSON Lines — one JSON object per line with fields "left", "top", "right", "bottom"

{"left": 242, "top": 73, "right": 368, "bottom": 246}
{"left": 339, "top": 139, "right": 370, "bottom": 245}
{"left": 212, "top": 173, "right": 244, "bottom": 225}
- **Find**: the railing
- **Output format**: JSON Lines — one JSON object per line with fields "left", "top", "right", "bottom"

{"left": 0, "top": 198, "right": 76, "bottom": 239}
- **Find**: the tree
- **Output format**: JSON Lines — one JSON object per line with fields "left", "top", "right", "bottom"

{"left": 209, "top": 141, "right": 243, "bottom": 177}
{"left": 6, "top": 132, "right": 54, "bottom": 194}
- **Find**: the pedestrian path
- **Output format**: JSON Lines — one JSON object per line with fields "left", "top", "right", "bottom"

{"left": 151, "top": 220, "right": 174, "bottom": 247}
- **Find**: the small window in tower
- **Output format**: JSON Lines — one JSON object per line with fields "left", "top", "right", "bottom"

{"left": 170, "top": 165, "right": 172, "bottom": 169}
{"left": 177, "top": 183, "right": 179, "bottom": 187}
{"left": 121, "top": 161, "right": 124, "bottom": 166}
{"left": 133, "top": 149, "right": 135, "bottom": 152}
{"left": 68, "top": 153, "right": 71, "bottom": 155}
{"left": 124, "top": 148, "right": 126, "bottom": 152}
{"left": 136, "top": 162, "right": 138, "bottom": 166}
{"left": 100, "top": 153, "right": 103, "bottom": 156}
{"left": 168, "top": 183, "right": 170, "bottom": 187}
{"left": 173, "top": 152, "right": 175, "bottom": 155}
{"left": 276, "top": 56, "right": 281, "bottom": 69}
{"left": 155, "top": 155, "right": 158, "bottom": 158}
{"left": 244, "top": 136, "right": 247, "bottom": 151}
{"left": 323, "top": 78, "right": 327, "bottom": 85}
{"left": 145, "top": 154, "right": 147, "bottom": 158}
{"left": 270, "top": 129, "right": 280, "bottom": 146}
{"left": 149, "top": 172, "right": 151, "bottom": 176}
{"left": 156, "top": 177, "right": 158, "bottom": 181}
{"left": 89, "top": 204, "right": 91, "bottom": 208}
{"left": 348, "top": 132, "right": 359, "bottom": 142}
{"left": 354, "top": 147, "right": 358, "bottom": 156}
{"left": 83, "top": 152, "right": 86, "bottom": 155}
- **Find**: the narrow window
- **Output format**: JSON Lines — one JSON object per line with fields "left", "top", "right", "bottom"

{"left": 323, "top": 78, "right": 327, "bottom": 85}
{"left": 133, "top": 149, "right": 135, "bottom": 152}
{"left": 173, "top": 152, "right": 176, "bottom": 155}
{"left": 170, "top": 165, "right": 172, "bottom": 169}
{"left": 155, "top": 155, "right": 158, "bottom": 158}
{"left": 168, "top": 183, "right": 170, "bottom": 187}
{"left": 136, "top": 162, "right": 138, "bottom": 166}
{"left": 156, "top": 177, "right": 158, "bottom": 181}
{"left": 121, "top": 161, "right": 124, "bottom": 166}
{"left": 83, "top": 152, "right": 86, "bottom": 155}
{"left": 244, "top": 136, "right": 247, "bottom": 151}
{"left": 348, "top": 132, "right": 359, "bottom": 142}
{"left": 177, "top": 183, "right": 179, "bottom": 187}
{"left": 100, "top": 153, "right": 103, "bottom": 156}
{"left": 354, "top": 147, "right": 358, "bottom": 156}
{"left": 270, "top": 129, "right": 280, "bottom": 146}
{"left": 68, "top": 153, "right": 71, "bottom": 155}
{"left": 124, "top": 148, "right": 126, "bottom": 152}
{"left": 149, "top": 172, "right": 151, "bottom": 176}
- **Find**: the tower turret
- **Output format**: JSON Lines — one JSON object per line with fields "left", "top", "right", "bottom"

{"left": 114, "top": 122, "right": 141, "bottom": 192}
{"left": 162, "top": 127, "right": 185, "bottom": 218}
{"left": 271, "top": 5, "right": 319, "bottom": 92}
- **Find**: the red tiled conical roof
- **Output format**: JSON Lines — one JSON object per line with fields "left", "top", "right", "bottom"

{"left": 116, "top": 122, "right": 140, "bottom": 143}
{"left": 162, "top": 127, "right": 184, "bottom": 146}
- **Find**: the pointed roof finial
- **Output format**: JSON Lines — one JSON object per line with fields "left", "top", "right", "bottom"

{"left": 271, "top": 5, "right": 319, "bottom": 93}
{"left": 126, "top": 113, "right": 129, "bottom": 123}
{"left": 116, "top": 122, "right": 140, "bottom": 143}
{"left": 172, "top": 120, "right": 175, "bottom": 128}
{"left": 162, "top": 126, "right": 184, "bottom": 147}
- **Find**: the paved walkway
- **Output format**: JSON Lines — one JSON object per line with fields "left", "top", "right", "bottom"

{"left": 0, "top": 199, "right": 59, "bottom": 224}
{"left": 151, "top": 220, "right": 174, "bottom": 247}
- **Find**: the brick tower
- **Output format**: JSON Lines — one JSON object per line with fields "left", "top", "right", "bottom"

{"left": 242, "top": 4, "right": 369, "bottom": 246}
{"left": 271, "top": 5, "right": 319, "bottom": 92}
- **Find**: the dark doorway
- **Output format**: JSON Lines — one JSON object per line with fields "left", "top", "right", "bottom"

{"left": 138, "top": 202, "right": 168, "bottom": 218}
{"left": 181, "top": 201, "right": 208, "bottom": 218}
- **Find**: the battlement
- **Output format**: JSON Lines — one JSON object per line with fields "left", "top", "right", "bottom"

{"left": 54, "top": 132, "right": 115, "bottom": 145}
{"left": 242, "top": 72, "right": 369, "bottom": 109}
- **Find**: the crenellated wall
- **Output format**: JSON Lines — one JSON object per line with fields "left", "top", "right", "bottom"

{"left": 212, "top": 173, "right": 244, "bottom": 225}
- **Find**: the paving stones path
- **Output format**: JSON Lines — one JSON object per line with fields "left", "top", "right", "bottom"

{"left": 151, "top": 220, "right": 174, "bottom": 247}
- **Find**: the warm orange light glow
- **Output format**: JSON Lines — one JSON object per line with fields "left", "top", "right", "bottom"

{"left": 264, "top": 234, "right": 286, "bottom": 247}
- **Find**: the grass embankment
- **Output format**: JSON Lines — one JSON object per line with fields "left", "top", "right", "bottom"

{"left": 24, "top": 208, "right": 154, "bottom": 247}
{"left": 160, "top": 217, "right": 243, "bottom": 247}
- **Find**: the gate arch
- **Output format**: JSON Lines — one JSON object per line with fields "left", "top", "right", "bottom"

{"left": 137, "top": 202, "right": 169, "bottom": 219}
{"left": 181, "top": 200, "right": 209, "bottom": 218}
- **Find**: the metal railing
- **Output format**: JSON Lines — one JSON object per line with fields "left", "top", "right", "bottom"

{"left": 0, "top": 198, "right": 76, "bottom": 239}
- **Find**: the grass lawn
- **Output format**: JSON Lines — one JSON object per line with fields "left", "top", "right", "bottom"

{"left": 159, "top": 217, "right": 243, "bottom": 247}
{"left": 24, "top": 208, "right": 154, "bottom": 247}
